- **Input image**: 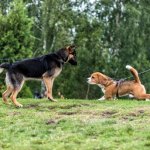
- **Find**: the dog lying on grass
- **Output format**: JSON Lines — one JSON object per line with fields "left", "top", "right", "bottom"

{"left": 0, "top": 45, "right": 77, "bottom": 107}
{"left": 87, "top": 65, "right": 150, "bottom": 101}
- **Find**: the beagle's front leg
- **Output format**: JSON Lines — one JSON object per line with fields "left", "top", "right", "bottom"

{"left": 98, "top": 96, "right": 105, "bottom": 101}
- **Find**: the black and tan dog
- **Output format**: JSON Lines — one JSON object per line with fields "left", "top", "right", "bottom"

{"left": 0, "top": 45, "right": 77, "bottom": 107}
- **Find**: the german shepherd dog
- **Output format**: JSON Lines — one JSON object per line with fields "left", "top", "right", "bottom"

{"left": 0, "top": 45, "right": 77, "bottom": 107}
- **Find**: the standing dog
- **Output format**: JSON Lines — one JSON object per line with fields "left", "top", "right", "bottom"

{"left": 87, "top": 65, "right": 150, "bottom": 100}
{"left": 0, "top": 45, "right": 77, "bottom": 107}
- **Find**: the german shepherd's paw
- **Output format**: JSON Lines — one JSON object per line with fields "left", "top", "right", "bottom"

{"left": 15, "top": 103, "right": 23, "bottom": 108}
{"left": 48, "top": 97, "right": 57, "bottom": 102}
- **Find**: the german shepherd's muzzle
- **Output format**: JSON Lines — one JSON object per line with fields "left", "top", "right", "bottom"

{"left": 0, "top": 45, "right": 77, "bottom": 107}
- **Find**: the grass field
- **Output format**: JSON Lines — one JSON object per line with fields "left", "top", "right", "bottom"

{"left": 0, "top": 98, "right": 150, "bottom": 150}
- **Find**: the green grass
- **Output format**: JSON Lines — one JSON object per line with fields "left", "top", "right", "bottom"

{"left": 0, "top": 98, "right": 150, "bottom": 150}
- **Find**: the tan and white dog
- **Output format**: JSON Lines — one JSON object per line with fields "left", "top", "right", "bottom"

{"left": 87, "top": 65, "right": 150, "bottom": 100}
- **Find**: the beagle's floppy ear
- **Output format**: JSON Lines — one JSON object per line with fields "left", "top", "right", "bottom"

{"left": 101, "top": 78, "right": 108, "bottom": 85}
{"left": 98, "top": 74, "right": 108, "bottom": 85}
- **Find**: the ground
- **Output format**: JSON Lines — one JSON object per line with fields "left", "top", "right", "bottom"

{"left": 0, "top": 98, "right": 150, "bottom": 150}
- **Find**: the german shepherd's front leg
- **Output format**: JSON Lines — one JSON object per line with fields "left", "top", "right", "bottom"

{"left": 43, "top": 77, "right": 57, "bottom": 102}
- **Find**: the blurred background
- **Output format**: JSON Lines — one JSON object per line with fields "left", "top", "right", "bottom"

{"left": 0, "top": 0, "right": 150, "bottom": 99}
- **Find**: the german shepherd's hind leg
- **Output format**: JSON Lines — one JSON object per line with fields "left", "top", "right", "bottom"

{"left": 43, "top": 77, "right": 57, "bottom": 102}
{"left": 9, "top": 79, "right": 24, "bottom": 107}
{"left": 10, "top": 89, "right": 23, "bottom": 107}
{"left": 2, "top": 86, "right": 13, "bottom": 104}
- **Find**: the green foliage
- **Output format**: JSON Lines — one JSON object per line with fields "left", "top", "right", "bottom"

{"left": 19, "top": 83, "right": 33, "bottom": 98}
{"left": 0, "top": 0, "right": 34, "bottom": 95}
{"left": 0, "top": 0, "right": 34, "bottom": 61}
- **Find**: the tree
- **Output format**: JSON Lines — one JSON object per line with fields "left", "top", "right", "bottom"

{"left": 92, "top": 0, "right": 150, "bottom": 93}
{"left": 0, "top": 0, "right": 34, "bottom": 95}
{"left": 0, "top": 0, "right": 34, "bottom": 61}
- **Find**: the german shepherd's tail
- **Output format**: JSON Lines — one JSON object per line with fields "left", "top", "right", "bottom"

{"left": 0, "top": 63, "right": 11, "bottom": 73}
{"left": 126, "top": 65, "right": 141, "bottom": 84}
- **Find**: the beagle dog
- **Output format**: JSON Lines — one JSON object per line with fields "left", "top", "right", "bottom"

{"left": 87, "top": 65, "right": 150, "bottom": 101}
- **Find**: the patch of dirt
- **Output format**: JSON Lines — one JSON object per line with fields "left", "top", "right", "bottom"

{"left": 24, "top": 104, "right": 40, "bottom": 109}
{"left": 138, "top": 110, "right": 145, "bottom": 114}
{"left": 50, "top": 103, "right": 92, "bottom": 110}
{"left": 128, "top": 109, "right": 145, "bottom": 117}
{"left": 8, "top": 112, "right": 21, "bottom": 116}
{"left": 101, "top": 110, "right": 118, "bottom": 118}
{"left": 24, "top": 103, "right": 93, "bottom": 110}
{"left": 59, "top": 104, "right": 82, "bottom": 109}
{"left": 80, "top": 103, "right": 91, "bottom": 107}
{"left": 122, "top": 109, "right": 146, "bottom": 121}
{"left": 47, "top": 106, "right": 58, "bottom": 110}
{"left": 24, "top": 104, "right": 48, "bottom": 112}
{"left": 128, "top": 112, "right": 137, "bottom": 117}
{"left": 47, "top": 104, "right": 82, "bottom": 110}
{"left": 46, "top": 119, "right": 58, "bottom": 125}
{"left": 122, "top": 116, "right": 129, "bottom": 120}
{"left": 58, "top": 111, "right": 78, "bottom": 115}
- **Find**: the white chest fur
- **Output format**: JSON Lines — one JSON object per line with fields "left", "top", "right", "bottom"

{"left": 98, "top": 84, "right": 105, "bottom": 93}
{"left": 53, "top": 67, "right": 62, "bottom": 77}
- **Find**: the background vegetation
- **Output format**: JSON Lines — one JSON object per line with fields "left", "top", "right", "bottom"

{"left": 0, "top": 0, "right": 150, "bottom": 99}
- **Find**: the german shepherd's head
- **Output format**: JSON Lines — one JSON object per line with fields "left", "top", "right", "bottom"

{"left": 66, "top": 45, "right": 77, "bottom": 65}
{"left": 57, "top": 45, "right": 77, "bottom": 65}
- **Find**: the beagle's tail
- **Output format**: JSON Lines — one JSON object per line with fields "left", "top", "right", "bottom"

{"left": 126, "top": 65, "right": 141, "bottom": 84}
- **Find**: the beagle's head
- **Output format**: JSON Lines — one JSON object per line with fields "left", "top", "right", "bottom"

{"left": 87, "top": 72, "right": 110, "bottom": 86}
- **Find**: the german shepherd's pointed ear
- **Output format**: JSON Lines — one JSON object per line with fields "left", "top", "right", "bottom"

{"left": 66, "top": 45, "right": 76, "bottom": 53}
